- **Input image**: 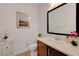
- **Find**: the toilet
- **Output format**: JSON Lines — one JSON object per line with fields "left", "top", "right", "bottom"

{"left": 28, "top": 43, "right": 37, "bottom": 56}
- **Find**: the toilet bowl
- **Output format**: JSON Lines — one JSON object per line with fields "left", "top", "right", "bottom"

{"left": 28, "top": 43, "right": 37, "bottom": 56}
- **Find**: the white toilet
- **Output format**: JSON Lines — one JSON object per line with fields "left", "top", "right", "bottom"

{"left": 28, "top": 43, "right": 37, "bottom": 56}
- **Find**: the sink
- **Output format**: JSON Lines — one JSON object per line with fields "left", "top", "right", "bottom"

{"left": 46, "top": 37, "right": 75, "bottom": 45}
{"left": 57, "top": 37, "right": 79, "bottom": 47}
{"left": 40, "top": 37, "right": 79, "bottom": 46}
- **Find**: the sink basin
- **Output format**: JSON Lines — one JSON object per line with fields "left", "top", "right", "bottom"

{"left": 45, "top": 37, "right": 76, "bottom": 45}
{"left": 40, "top": 37, "right": 79, "bottom": 47}
{"left": 57, "top": 37, "right": 79, "bottom": 47}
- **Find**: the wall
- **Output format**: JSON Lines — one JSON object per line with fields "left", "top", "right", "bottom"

{"left": 37, "top": 3, "right": 49, "bottom": 36}
{"left": 37, "top": 3, "right": 76, "bottom": 39}
{"left": 0, "top": 3, "right": 38, "bottom": 55}
{"left": 37, "top": 3, "right": 58, "bottom": 36}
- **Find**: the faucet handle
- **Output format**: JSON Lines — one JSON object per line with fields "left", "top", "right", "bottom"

{"left": 67, "top": 36, "right": 69, "bottom": 38}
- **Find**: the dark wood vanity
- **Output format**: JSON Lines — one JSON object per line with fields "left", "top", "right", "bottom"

{"left": 37, "top": 41, "right": 67, "bottom": 56}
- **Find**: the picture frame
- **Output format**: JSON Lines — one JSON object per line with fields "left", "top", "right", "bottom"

{"left": 16, "top": 11, "right": 30, "bottom": 28}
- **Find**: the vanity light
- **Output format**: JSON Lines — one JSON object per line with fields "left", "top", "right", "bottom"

{"left": 49, "top": 3, "right": 62, "bottom": 9}
{"left": 49, "top": 3, "right": 56, "bottom": 6}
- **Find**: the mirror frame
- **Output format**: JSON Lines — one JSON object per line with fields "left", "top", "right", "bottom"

{"left": 47, "top": 3, "right": 77, "bottom": 36}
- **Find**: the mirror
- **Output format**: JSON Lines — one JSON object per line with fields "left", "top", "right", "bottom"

{"left": 47, "top": 3, "right": 76, "bottom": 36}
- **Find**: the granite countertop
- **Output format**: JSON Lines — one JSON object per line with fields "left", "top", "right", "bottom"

{"left": 38, "top": 37, "right": 79, "bottom": 56}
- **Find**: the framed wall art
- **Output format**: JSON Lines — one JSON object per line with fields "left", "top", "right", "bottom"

{"left": 16, "top": 11, "right": 30, "bottom": 28}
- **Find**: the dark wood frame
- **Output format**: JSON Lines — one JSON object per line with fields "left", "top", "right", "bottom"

{"left": 47, "top": 3, "right": 78, "bottom": 36}
{"left": 76, "top": 3, "right": 79, "bottom": 36}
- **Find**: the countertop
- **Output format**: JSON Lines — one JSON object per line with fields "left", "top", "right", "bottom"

{"left": 38, "top": 37, "right": 79, "bottom": 56}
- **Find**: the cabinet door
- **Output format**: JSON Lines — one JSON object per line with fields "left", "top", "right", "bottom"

{"left": 37, "top": 41, "right": 47, "bottom": 56}
{"left": 0, "top": 45, "right": 2, "bottom": 56}
{"left": 2, "top": 42, "right": 13, "bottom": 56}
{"left": 50, "top": 47, "right": 67, "bottom": 56}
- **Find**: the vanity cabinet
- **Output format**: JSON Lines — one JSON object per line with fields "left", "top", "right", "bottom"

{"left": 0, "top": 45, "right": 2, "bottom": 55}
{"left": 2, "top": 42, "right": 13, "bottom": 56}
{"left": 37, "top": 41, "right": 67, "bottom": 56}
{"left": 0, "top": 41, "right": 13, "bottom": 56}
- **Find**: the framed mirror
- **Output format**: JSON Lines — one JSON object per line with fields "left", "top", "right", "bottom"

{"left": 47, "top": 3, "right": 77, "bottom": 36}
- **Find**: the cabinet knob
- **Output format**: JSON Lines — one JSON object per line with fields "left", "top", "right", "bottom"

{"left": 6, "top": 47, "right": 8, "bottom": 49}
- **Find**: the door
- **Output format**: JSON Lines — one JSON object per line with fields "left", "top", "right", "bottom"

{"left": 50, "top": 47, "right": 67, "bottom": 56}
{"left": 0, "top": 45, "right": 2, "bottom": 56}
{"left": 37, "top": 41, "right": 47, "bottom": 56}
{"left": 2, "top": 42, "right": 13, "bottom": 56}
